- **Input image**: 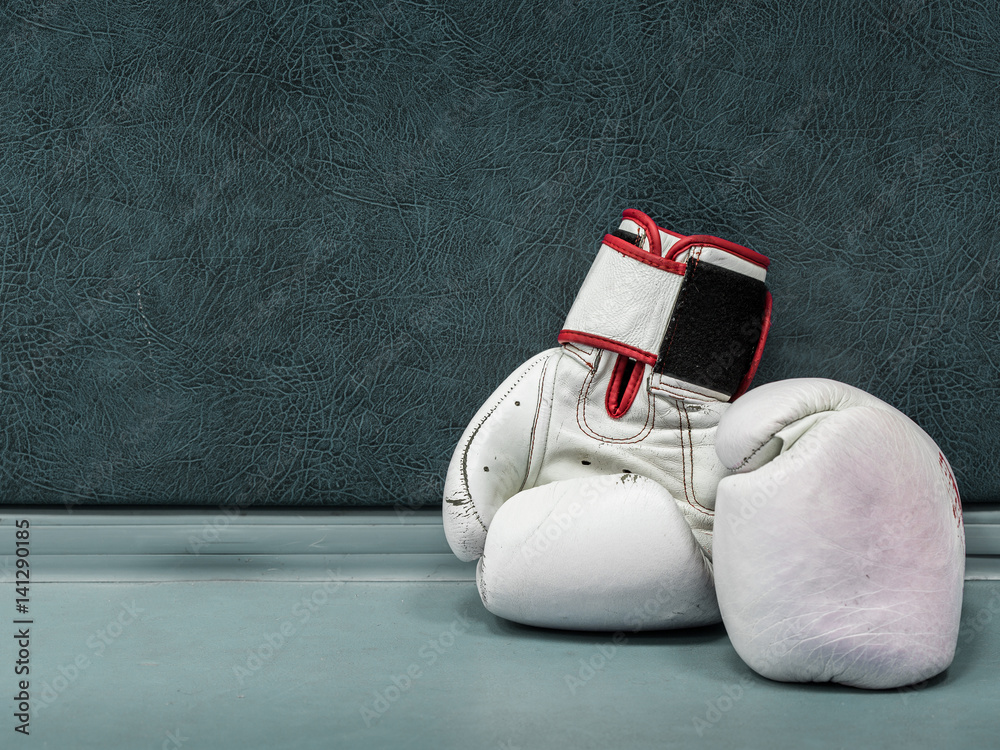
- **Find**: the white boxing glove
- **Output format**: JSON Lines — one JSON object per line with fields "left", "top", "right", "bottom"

{"left": 714, "top": 378, "right": 966, "bottom": 688}
{"left": 443, "top": 209, "right": 771, "bottom": 630}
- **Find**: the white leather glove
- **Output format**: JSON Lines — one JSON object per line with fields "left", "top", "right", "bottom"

{"left": 443, "top": 209, "right": 771, "bottom": 630}
{"left": 714, "top": 378, "right": 966, "bottom": 688}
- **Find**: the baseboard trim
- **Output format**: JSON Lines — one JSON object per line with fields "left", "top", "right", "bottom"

{"left": 1, "top": 505, "right": 997, "bottom": 582}
{"left": 0, "top": 506, "right": 477, "bottom": 582}
{"left": 965, "top": 556, "right": 1000, "bottom": 580}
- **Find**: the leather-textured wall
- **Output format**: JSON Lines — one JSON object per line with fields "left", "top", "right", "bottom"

{"left": 1, "top": 1, "right": 997, "bottom": 506}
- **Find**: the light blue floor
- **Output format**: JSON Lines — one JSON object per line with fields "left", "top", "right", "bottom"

{"left": 3, "top": 580, "right": 998, "bottom": 749}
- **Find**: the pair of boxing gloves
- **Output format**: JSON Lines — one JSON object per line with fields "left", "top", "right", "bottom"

{"left": 442, "top": 209, "right": 965, "bottom": 690}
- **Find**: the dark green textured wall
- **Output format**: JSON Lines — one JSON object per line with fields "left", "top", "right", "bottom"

{"left": 1, "top": 1, "right": 997, "bottom": 506}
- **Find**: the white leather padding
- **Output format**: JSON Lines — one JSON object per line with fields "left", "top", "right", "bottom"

{"left": 714, "top": 379, "right": 966, "bottom": 689}
{"left": 561, "top": 241, "right": 684, "bottom": 361}
{"left": 477, "top": 474, "right": 721, "bottom": 631}
{"left": 443, "top": 349, "right": 558, "bottom": 562}
{"left": 715, "top": 378, "right": 900, "bottom": 472}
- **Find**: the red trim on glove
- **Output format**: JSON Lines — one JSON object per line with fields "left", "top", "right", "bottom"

{"left": 602, "top": 234, "right": 687, "bottom": 274}
{"left": 620, "top": 208, "right": 662, "bottom": 257}
{"left": 731, "top": 290, "right": 772, "bottom": 401}
{"left": 618, "top": 210, "right": 769, "bottom": 271}
{"left": 605, "top": 354, "right": 645, "bottom": 419}
{"left": 666, "top": 234, "right": 770, "bottom": 269}
{"left": 557, "top": 330, "right": 658, "bottom": 366}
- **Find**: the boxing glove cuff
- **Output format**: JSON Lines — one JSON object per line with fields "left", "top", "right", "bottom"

{"left": 558, "top": 209, "right": 771, "bottom": 401}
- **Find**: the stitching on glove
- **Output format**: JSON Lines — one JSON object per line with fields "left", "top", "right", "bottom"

{"left": 575, "top": 350, "right": 653, "bottom": 443}
{"left": 732, "top": 434, "right": 776, "bottom": 472}
{"left": 649, "top": 381, "right": 715, "bottom": 403}
{"left": 676, "top": 400, "right": 691, "bottom": 507}
{"left": 675, "top": 401, "right": 710, "bottom": 515}
{"left": 680, "top": 401, "right": 711, "bottom": 515}
{"left": 562, "top": 342, "right": 593, "bottom": 366}
{"left": 455, "top": 356, "right": 549, "bottom": 534}
{"left": 520, "top": 356, "right": 553, "bottom": 494}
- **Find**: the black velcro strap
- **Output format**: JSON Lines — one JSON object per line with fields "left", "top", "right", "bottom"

{"left": 653, "top": 259, "right": 767, "bottom": 397}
